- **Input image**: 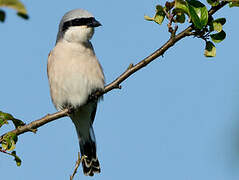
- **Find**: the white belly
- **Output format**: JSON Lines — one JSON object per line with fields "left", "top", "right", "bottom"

{"left": 48, "top": 41, "right": 104, "bottom": 110}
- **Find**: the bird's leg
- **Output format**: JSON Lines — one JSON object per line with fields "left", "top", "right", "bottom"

{"left": 67, "top": 106, "right": 75, "bottom": 115}
{"left": 88, "top": 89, "right": 103, "bottom": 102}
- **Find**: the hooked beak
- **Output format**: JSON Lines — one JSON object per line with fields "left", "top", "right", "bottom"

{"left": 87, "top": 19, "right": 102, "bottom": 27}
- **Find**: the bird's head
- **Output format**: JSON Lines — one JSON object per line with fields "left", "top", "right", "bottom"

{"left": 57, "top": 9, "right": 101, "bottom": 43}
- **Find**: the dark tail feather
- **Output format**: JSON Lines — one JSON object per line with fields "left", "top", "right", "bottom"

{"left": 70, "top": 106, "right": 101, "bottom": 176}
{"left": 80, "top": 139, "right": 101, "bottom": 176}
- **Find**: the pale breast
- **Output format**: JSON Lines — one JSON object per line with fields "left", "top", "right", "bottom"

{"left": 47, "top": 41, "right": 104, "bottom": 110}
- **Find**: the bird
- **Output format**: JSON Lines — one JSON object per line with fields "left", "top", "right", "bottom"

{"left": 47, "top": 9, "right": 105, "bottom": 176}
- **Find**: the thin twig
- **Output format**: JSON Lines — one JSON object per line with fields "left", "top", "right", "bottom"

{"left": 0, "top": 1, "right": 228, "bottom": 144}
{"left": 70, "top": 153, "right": 86, "bottom": 180}
{"left": 163, "top": 8, "right": 176, "bottom": 35}
{"left": 0, "top": 148, "right": 12, "bottom": 156}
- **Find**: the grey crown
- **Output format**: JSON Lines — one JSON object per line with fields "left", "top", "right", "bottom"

{"left": 56, "top": 9, "right": 94, "bottom": 42}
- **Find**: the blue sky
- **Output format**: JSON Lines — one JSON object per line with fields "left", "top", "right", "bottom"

{"left": 1, "top": 0, "right": 239, "bottom": 180}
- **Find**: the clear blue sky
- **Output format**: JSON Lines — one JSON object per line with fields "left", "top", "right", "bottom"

{"left": 1, "top": 0, "right": 239, "bottom": 179}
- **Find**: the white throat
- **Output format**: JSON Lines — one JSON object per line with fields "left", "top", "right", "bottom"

{"left": 63, "top": 26, "right": 94, "bottom": 43}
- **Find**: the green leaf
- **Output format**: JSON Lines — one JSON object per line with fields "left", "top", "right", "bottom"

{"left": 0, "top": 0, "right": 28, "bottom": 20}
{"left": 206, "top": 0, "right": 219, "bottom": 6}
{"left": 229, "top": 1, "right": 239, "bottom": 7}
{"left": 9, "top": 132, "right": 18, "bottom": 143}
{"left": 215, "top": 18, "right": 226, "bottom": 26}
{"left": 211, "top": 22, "right": 222, "bottom": 32}
{"left": 0, "top": 111, "right": 25, "bottom": 128}
{"left": 2, "top": 133, "right": 18, "bottom": 151}
{"left": 154, "top": 14, "right": 165, "bottom": 25}
{"left": 204, "top": 41, "right": 216, "bottom": 57}
{"left": 17, "top": 12, "right": 29, "bottom": 19}
{"left": 186, "top": 0, "right": 209, "bottom": 29}
{"left": 2, "top": 136, "right": 14, "bottom": 151}
{"left": 0, "top": 111, "right": 14, "bottom": 120}
{"left": 209, "top": 18, "right": 226, "bottom": 32}
{"left": 175, "top": 12, "right": 186, "bottom": 23}
{"left": 0, "top": 9, "right": 5, "bottom": 22}
{"left": 172, "top": 8, "right": 186, "bottom": 23}
{"left": 11, "top": 151, "right": 22, "bottom": 166}
{"left": 144, "top": 5, "right": 165, "bottom": 25}
{"left": 0, "top": 119, "right": 8, "bottom": 128}
{"left": 154, "top": 5, "right": 165, "bottom": 25}
{"left": 175, "top": 0, "right": 189, "bottom": 14}
{"left": 210, "top": 30, "right": 226, "bottom": 43}
{"left": 144, "top": 15, "right": 154, "bottom": 21}
{"left": 0, "top": 111, "right": 13, "bottom": 128}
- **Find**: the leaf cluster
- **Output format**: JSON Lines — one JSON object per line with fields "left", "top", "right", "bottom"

{"left": 0, "top": 111, "right": 25, "bottom": 166}
{"left": 144, "top": 0, "right": 237, "bottom": 57}
{"left": 0, "top": 0, "right": 29, "bottom": 22}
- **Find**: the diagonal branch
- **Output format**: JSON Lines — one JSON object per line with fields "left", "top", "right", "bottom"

{"left": 0, "top": 1, "right": 228, "bottom": 143}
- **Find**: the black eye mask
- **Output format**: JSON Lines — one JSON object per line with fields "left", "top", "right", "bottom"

{"left": 62, "top": 17, "right": 101, "bottom": 32}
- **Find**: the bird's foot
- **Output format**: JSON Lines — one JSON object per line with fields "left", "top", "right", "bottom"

{"left": 88, "top": 89, "right": 104, "bottom": 102}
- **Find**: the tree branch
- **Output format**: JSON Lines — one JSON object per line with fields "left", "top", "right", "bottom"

{"left": 0, "top": 1, "right": 228, "bottom": 143}
{"left": 0, "top": 109, "right": 69, "bottom": 143}
{"left": 70, "top": 153, "right": 86, "bottom": 180}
